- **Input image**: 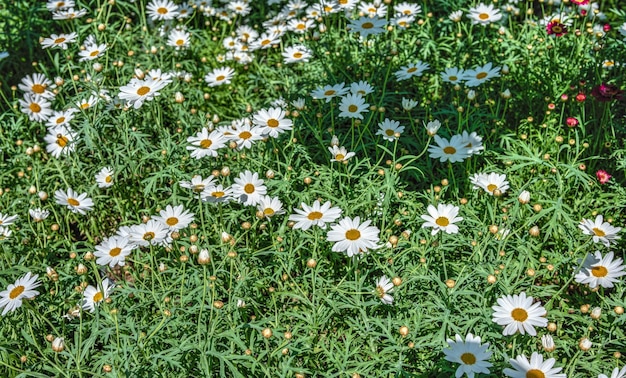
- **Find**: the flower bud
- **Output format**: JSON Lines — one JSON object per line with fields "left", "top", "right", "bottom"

{"left": 197, "top": 249, "right": 210, "bottom": 265}
{"left": 541, "top": 334, "right": 555, "bottom": 352}
{"left": 579, "top": 337, "right": 592, "bottom": 351}
{"left": 52, "top": 337, "right": 65, "bottom": 353}
{"left": 518, "top": 190, "right": 530, "bottom": 204}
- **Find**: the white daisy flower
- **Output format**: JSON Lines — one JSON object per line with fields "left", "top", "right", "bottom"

{"left": 152, "top": 204, "right": 195, "bottom": 231}
{"left": 257, "top": 195, "right": 285, "bottom": 219}
{"left": 95, "top": 167, "right": 114, "bottom": 188}
{"left": 46, "top": 0, "right": 75, "bottom": 12}
{"left": 186, "top": 127, "right": 227, "bottom": 159}
{"left": 461, "top": 131, "right": 484, "bottom": 154}
{"left": 376, "top": 118, "right": 405, "bottom": 142}
{"left": 338, "top": 93, "right": 369, "bottom": 119}
{"left": 78, "top": 35, "right": 107, "bottom": 61}
{"left": 81, "top": 278, "right": 114, "bottom": 313}
{"left": 463, "top": 63, "right": 501, "bottom": 87}
{"left": 231, "top": 171, "right": 267, "bottom": 206}
{"left": 311, "top": 83, "right": 349, "bottom": 103}
{"left": 350, "top": 81, "right": 375, "bottom": 96}
{"left": 347, "top": 16, "right": 387, "bottom": 38}
{"left": 394, "top": 2, "right": 421, "bottom": 17}
{"left": 203, "top": 184, "right": 234, "bottom": 204}
{"left": 94, "top": 235, "right": 134, "bottom": 268}
{"left": 167, "top": 29, "right": 191, "bottom": 49}
{"left": 492, "top": 292, "right": 547, "bottom": 336}
{"left": 19, "top": 94, "right": 52, "bottom": 122}
{"left": 579, "top": 215, "right": 621, "bottom": 247}
{"left": 0, "top": 213, "right": 18, "bottom": 227}
{"left": 54, "top": 188, "right": 94, "bottom": 215}
{"left": 18, "top": 73, "right": 54, "bottom": 99}
{"left": 118, "top": 77, "right": 169, "bottom": 109}
{"left": 402, "top": 98, "right": 418, "bottom": 111}
{"left": 428, "top": 134, "right": 471, "bottom": 163}
{"left": 146, "top": 0, "right": 179, "bottom": 21}
{"left": 0, "top": 227, "right": 11, "bottom": 241}
{"left": 44, "top": 126, "right": 78, "bottom": 158}
{"left": 52, "top": 7, "right": 87, "bottom": 20}
{"left": 282, "top": 44, "right": 312, "bottom": 64}
{"left": 470, "top": 172, "right": 509, "bottom": 195}
{"left": 327, "top": 216, "right": 380, "bottom": 257}
{"left": 288, "top": 200, "right": 342, "bottom": 231}
{"left": 252, "top": 107, "right": 293, "bottom": 138}
{"left": 46, "top": 109, "right": 77, "bottom": 128}
{"left": 204, "top": 67, "right": 235, "bottom": 87}
{"left": 440, "top": 67, "right": 465, "bottom": 84}
{"left": 421, "top": 204, "right": 463, "bottom": 235}
{"left": 230, "top": 121, "right": 263, "bottom": 150}
{"left": 599, "top": 366, "right": 626, "bottom": 378}
{"left": 503, "top": 352, "right": 565, "bottom": 378}
{"left": 328, "top": 145, "right": 356, "bottom": 162}
{"left": 467, "top": 3, "right": 502, "bottom": 26}
{"left": 128, "top": 220, "right": 170, "bottom": 247}
{"left": 574, "top": 251, "right": 625, "bottom": 289}
{"left": 41, "top": 32, "right": 78, "bottom": 49}
{"left": 374, "top": 275, "right": 394, "bottom": 304}
{"left": 29, "top": 208, "right": 49, "bottom": 222}
{"left": 394, "top": 61, "right": 430, "bottom": 81}
{"left": 442, "top": 333, "right": 493, "bottom": 378}
{"left": 0, "top": 272, "right": 41, "bottom": 316}
{"left": 179, "top": 175, "right": 216, "bottom": 195}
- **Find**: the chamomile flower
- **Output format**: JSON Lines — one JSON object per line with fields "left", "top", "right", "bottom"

{"left": 153, "top": 204, "right": 195, "bottom": 231}
{"left": 41, "top": 32, "right": 78, "bottom": 49}
{"left": 503, "top": 352, "right": 565, "bottom": 378}
{"left": 374, "top": 276, "right": 394, "bottom": 304}
{"left": 257, "top": 195, "right": 285, "bottom": 218}
{"left": 167, "top": 29, "right": 191, "bottom": 49}
{"left": 394, "top": 2, "right": 421, "bottom": 17}
{"left": 46, "top": 0, "right": 75, "bottom": 12}
{"left": 0, "top": 227, "right": 11, "bottom": 241}
{"left": 82, "top": 278, "right": 114, "bottom": 313}
{"left": 18, "top": 73, "right": 54, "bottom": 99}
{"left": 311, "top": 83, "right": 349, "bottom": 103}
{"left": 253, "top": 107, "right": 293, "bottom": 138}
{"left": 228, "top": 1, "right": 251, "bottom": 16}
{"left": 94, "top": 235, "right": 134, "bottom": 268}
{"left": 54, "top": 188, "right": 94, "bottom": 215}
{"left": 470, "top": 172, "right": 509, "bottom": 195}
{"left": 443, "top": 333, "right": 493, "bottom": 378}
{"left": 350, "top": 81, "right": 375, "bottom": 96}
{"left": 461, "top": 131, "right": 484, "bottom": 154}
{"left": 118, "top": 77, "right": 169, "bottom": 109}
{"left": 282, "top": 45, "right": 312, "bottom": 64}
{"left": 347, "top": 16, "right": 387, "bottom": 38}
{"left": 44, "top": 126, "right": 78, "bottom": 158}
{"left": 288, "top": 200, "right": 343, "bottom": 230}
{"left": 179, "top": 175, "right": 216, "bottom": 195}
{"left": 421, "top": 204, "right": 463, "bottom": 235}
{"left": 359, "top": 1, "right": 387, "bottom": 17}
{"left": 492, "top": 292, "right": 547, "bottom": 336}
{"left": 402, "top": 98, "right": 418, "bottom": 111}
{"left": 0, "top": 213, "right": 18, "bottom": 227}
{"left": 579, "top": 215, "right": 621, "bottom": 247}
{"left": 327, "top": 216, "right": 380, "bottom": 257}
{"left": 287, "top": 18, "right": 315, "bottom": 33}
{"left": 338, "top": 94, "right": 369, "bottom": 119}
{"left": 146, "top": 0, "right": 179, "bottom": 21}
{"left": 376, "top": 118, "right": 405, "bottom": 142}
{"left": 463, "top": 63, "right": 501, "bottom": 87}
{"left": 52, "top": 7, "right": 87, "bottom": 20}
{"left": 29, "top": 208, "right": 49, "bottom": 222}
{"left": 95, "top": 167, "right": 114, "bottom": 188}
{"left": 186, "top": 127, "right": 227, "bottom": 159}
{"left": 128, "top": 219, "right": 170, "bottom": 247}
{"left": 394, "top": 61, "right": 430, "bottom": 81}
{"left": 249, "top": 32, "right": 280, "bottom": 50}
{"left": 204, "top": 67, "right": 235, "bottom": 87}
{"left": 0, "top": 272, "right": 41, "bottom": 316}
{"left": 203, "top": 184, "right": 234, "bottom": 204}
{"left": 428, "top": 134, "right": 471, "bottom": 163}
{"left": 232, "top": 171, "right": 267, "bottom": 206}
{"left": 329, "top": 145, "right": 356, "bottom": 162}
{"left": 440, "top": 67, "right": 466, "bottom": 84}
{"left": 425, "top": 120, "right": 441, "bottom": 136}
{"left": 46, "top": 109, "right": 76, "bottom": 128}
{"left": 230, "top": 121, "right": 263, "bottom": 150}
{"left": 467, "top": 3, "right": 502, "bottom": 26}
{"left": 599, "top": 366, "right": 626, "bottom": 378}
{"left": 19, "top": 94, "right": 52, "bottom": 122}
{"left": 574, "top": 251, "right": 625, "bottom": 289}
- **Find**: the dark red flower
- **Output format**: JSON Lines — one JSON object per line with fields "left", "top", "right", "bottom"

{"left": 566, "top": 117, "right": 579, "bottom": 127}
{"left": 591, "top": 83, "right": 623, "bottom": 102}
{"left": 546, "top": 21, "right": 568, "bottom": 37}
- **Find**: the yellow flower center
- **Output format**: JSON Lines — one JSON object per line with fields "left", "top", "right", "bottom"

{"left": 57, "top": 135, "right": 69, "bottom": 147}
{"left": 109, "top": 247, "right": 121, "bottom": 257}
{"left": 348, "top": 104, "right": 358, "bottom": 112}
{"left": 263, "top": 208, "right": 275, "bottom": 216}
{"left": 212, "top": 191, "right": 225, "bottom": 198}
{"left": 261, "top": 39, "right": 270, "bottom": 46}
{"left": 216, "top": 75, "right": 225, "bottom": 81}
{"left": 435, "top": 217, "right": 449, "bottom": 227}
{"left": 296, "top": 23, "right": 305, "bottom": 30}
{"left": 239, "top": 131, "right": 252, "bottom": 140}
{"left": 592, "top": 227, "right": 606, "bottom": 237}
{"left": 93, "top": 292, "right": 104, "bottom": 303}
{"left": 362, "top": 22, "right": 374, "bottom": 29}
{"left": 157, "top": 7, "right": 168, "bottom": 14}
{"left": 9, "top": 285, "right": 25, "bottom": 299}
{"left": 385, "top": 129, "right": 394, "bottom": 136}
{"left": 375, "top": 286, "right": 385, "bottom": 298}
{"left": 511, "top": 308, "right": 528, "bottom": 322}
{"left": 143, "top": 231, "right": 155, "bottom": 241}
{"left": 449, "top": 75, "right": 458, "bottom": 81}
{"left": 324, "top": 90, "right": 336, "bottom": 96}
{"left": 460, "top": 352, "right": 476, "bottom": 365}
{"left": 32, "top": 84, "right": 45, "bottom": 94}
{"left": 335, "top": 153, "right": 345, "bottom": 161}
{"left": 403, "top": 10, "right": 411, "bottom": 15}
{"left": 267, "top": 119, "right": 279, "bottom": 128}
{"left": 591, "top": 266, "right": 608, "bottom": 278}
{"left": 166, "top": 217, "right": 179, "bottom": 226}
{"left": 305, "top": 211, "right": 323, "bottom": 221}
{"left": 54, "top": 37, "right": 66, "bottom": 44}
{"left": 200, "top": 139, "right": 212, "bottom": 148}
{"left": 526, "top": 370, "right": 546, "bottom": 378}
{"left": 407, "top": 67, "right": 417, "bottom": 73}
{"left": 478, "top": 13, "right": 489, "bottom": 20}
{"left": 345, "top": 229, "right": 361, "bottom": 241}
{"left": 476, "top": 72, "right": 488, "bottom": 79}
{"left": 443, "top": 146, "right": 456, "bottom": 154}
{"left": 81, "top": 102, "right": 90, "bottom": 109}
{"left": 90, "top": 50, "right": 100, "bottom": 57}
{"left": 29, "top": 103, "right": 41, "bottom": 113}
{"left": 176, "top": 39, "right": 184, "bottom": 46}
{"left": 487, "top": 184, "right": 498, "bottom": 192}
{"left": 293, "top": 52, "right": 303, "bottom": 59}
{"left": 136, "top": 86, "right": 150, "bottom": 96}
{"left": 105, "top": 176, "right": 112, "bottom": 183}
{"left": 67, "top": 198, "right": 80, "bottom": 206}
{"left": 244, "top": 183, "right": 255, "bottom": 194}
{"left": 56, "top": 116, "right": 66, "bottom": 124}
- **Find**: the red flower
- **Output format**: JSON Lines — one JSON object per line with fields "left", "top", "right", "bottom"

{"left": 575, "top": 93, "right": 586, "bottom": 103}
{"left": 596, "top": 170, "right": 611, "bottom": 184}
{"left": 591, "top": 83, "right": 624, "bottom": 102}
{"left": 571, "top": 0, "right": 589, "bottom": 5}
{"left": 566, "top": 117, "right": 579, "bottom": 127}
{"left": 546, "top": 21, "right": 568, "bottom": 37}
